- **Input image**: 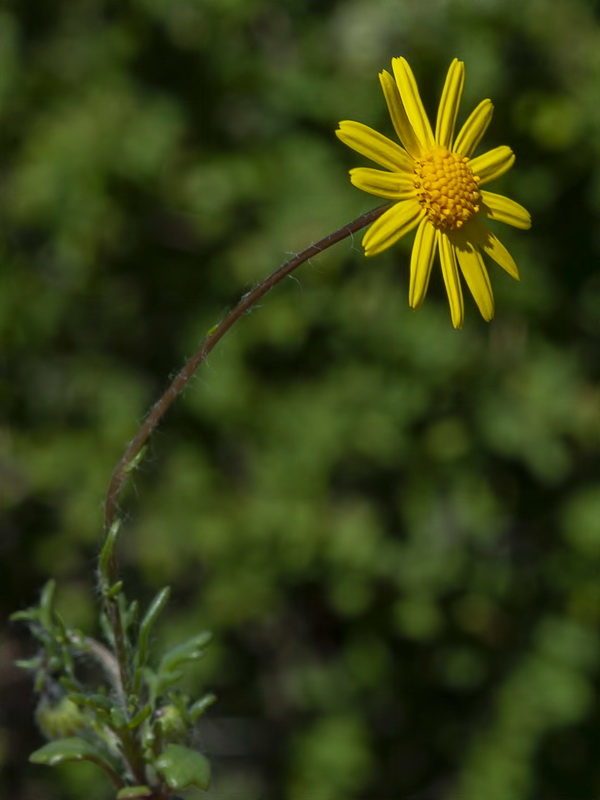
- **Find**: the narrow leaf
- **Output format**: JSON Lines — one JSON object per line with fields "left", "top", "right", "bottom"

{"left": 159, "top": 632, "right": 212, "bottom": 675}
{"left": 15, "top": 656, "right": 42, "bottom": 671}
{"left": 189, "top": 694, "right": 217, "bottom": 722}
{"left": 126, "top": 600, "right": 139, "bottom": 630}
{"left": 40, "top": 580, "right": 57, "bottom": 629}
{"left": 106, "top": 581, "right": 124, "bottom": 599}
{"left": 124, "top": 445, "right": 147, "bottom": 473}
{"left": 10, "top": 609, "right": 38, "bottom": 623}
{"left": 70, "top": 692, "right": 114, "bottom": 712}
{"left": 138, "top": 588, "right": 171, "bottom": 664}
{"left": 128, "top": 704, "right": 152, "bottom": 730}
{"left": 98, "top": 521, "right": 121, "bottom": 587}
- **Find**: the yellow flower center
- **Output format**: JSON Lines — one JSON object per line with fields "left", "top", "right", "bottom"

{"left": 414, "top": 147, "right": 481, "bottom": 230}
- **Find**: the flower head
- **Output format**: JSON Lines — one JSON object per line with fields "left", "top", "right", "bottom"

{"left": 336, "top": 58, "right": 531, "bottom": 328}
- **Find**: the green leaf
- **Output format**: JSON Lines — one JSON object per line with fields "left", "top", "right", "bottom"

{"left": 127, "top": 703, "right": 152, "bottom": 730}
{"left": 99, "top": 611, "right": 115, "bottom": 647}
{"left": 110, "top": 705, "right": 127, "bottom": 728}
{"left": 39, "top": 580, "right": 57, "bottom": 629}
{"left": 159, "top": 632, "right": 212, "bottom": 676}
{"left": 14, "top": 656, "right": 42, "bottom": 671}
{"left": 116, "top": 786, "right": 152, "bottom": 799}
{"left": 189, "top": 693, "right": 217, "bottom": 722}
{"left": 126, "top": 600, "right": 139, "bottom": 630}
{"left": 98, "top": 521, "right": 121, "bottom": 588}
{"left": 53, "top": 610, "right": 69, "bottom": 642}
{"left": 10, "top": 609, "right": 38, "bottom": 623}
{"left": 30, "top": 737, "right": 109, "bottom": 767}
{"left": 155, "top": 744, "right": 211, "bottom": 791}
{"left": 106, "top": 581, "right": 124, "bottom": 599}
{"left": 124, "top": 445, "right": 147, "bottom": 473}
{"left": 70, "top": 692, "right": 114, "bottom": 712}
{"left": 134, "top": 587, "right": 171, "bottom": 688}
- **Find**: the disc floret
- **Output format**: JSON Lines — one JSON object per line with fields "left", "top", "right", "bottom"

{"left": 415, "top": 147, "right": 480, "bottom": 230}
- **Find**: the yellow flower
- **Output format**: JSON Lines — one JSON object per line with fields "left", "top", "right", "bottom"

{"left": 336, "top": 58, "right": 531, "bottom": 328}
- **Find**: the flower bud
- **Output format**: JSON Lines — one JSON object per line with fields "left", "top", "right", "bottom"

{"left": 155, "top": 704, "right": 186, "bottom": 741}
{"left": 35, "top": 696, "right": 87, "bottom": 740}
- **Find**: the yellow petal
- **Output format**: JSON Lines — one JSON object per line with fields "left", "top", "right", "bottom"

{"left": 480, "top": 190, "right": 532, "bottom": 230}
{"left": 453, "top": 99, "right": 494, "bottom": 157}
{"left": 451, "top": 232, "right": 495, "bottom": 321}
{"left": 350, "top": 167, "right": 417, "bottom": 200}
{"left": 409, "top": 218, "right": 437, "bottom": 310}
{"left": 438, "top": 230, "right": 464, "bottom": 329}
{"left": 435, "top": 58, "right": 465, "bottom": 150}
{"left": 336, "top": 120, "right": 412, "bottom": 172}
{"left": 391, "top": 58, "right": 435, "bottom": 150}
{"left": 362, "top": 200, "right": 424, "bottom": 257}
{"left": 379, "top": 70, "right": 423, "bottom": 158}
{"left": 469, "top": 145, "right": 515, "bottom": 186}
{"left": 469, "top": 217, "right": 520, "bottom": 280}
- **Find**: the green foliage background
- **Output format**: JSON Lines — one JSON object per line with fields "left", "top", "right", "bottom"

{"left": 1, "top": 0, "right": 599, "bottom": 798}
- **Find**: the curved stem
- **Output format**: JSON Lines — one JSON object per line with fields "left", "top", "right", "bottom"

{"left": 103, "top": 203, "right": 387, "bottom": 544}
{"left": 96, "top": 203, "right": 387, "bottom": 792}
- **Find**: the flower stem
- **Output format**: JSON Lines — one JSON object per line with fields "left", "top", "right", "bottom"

{"left": 103, "top": 203, "right": 387, "bottom": 551}
{"left": 95, "top": 203, "right": 387, "bottom": 794}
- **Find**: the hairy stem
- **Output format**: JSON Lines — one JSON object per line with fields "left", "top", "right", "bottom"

{"left": 103, "top": 204, "right": 387, "bottom": 542}
{"left": 95, "top": 204, "right": 388, "bottom": 792}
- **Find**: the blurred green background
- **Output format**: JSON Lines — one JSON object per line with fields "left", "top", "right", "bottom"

{"left": 1, "top": 0, "right": 599, "bottom": 798}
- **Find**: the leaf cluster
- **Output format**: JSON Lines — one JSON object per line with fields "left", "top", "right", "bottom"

{"left": 12, "top": 575, "right": 214, "bottom": 799}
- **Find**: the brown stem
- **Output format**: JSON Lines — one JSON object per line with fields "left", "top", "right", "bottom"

{"left": 95, "top": 203, "right": 388, "bottom": 795}
{"left": 103, "top": 203, "right": 388, "bottom": 542}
